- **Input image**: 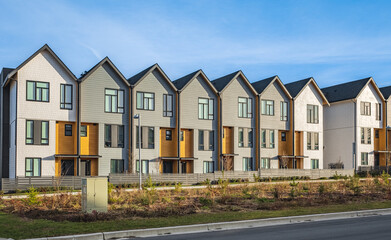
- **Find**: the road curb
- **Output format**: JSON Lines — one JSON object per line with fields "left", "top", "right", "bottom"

{"left": 24, "top": 208, "right": 391, "bottom": 240}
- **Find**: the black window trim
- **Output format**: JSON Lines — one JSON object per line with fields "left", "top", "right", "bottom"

{"left": 26, "top": 80, "right": 50, "bottom": 103}
{"left": 104, "top": 88, "right": 125, "bottom": 114}
{"left": 60, "top": 84, "right": 73, "bottom": 110}
{"left": 163, "top": 94, "right": 174, "bottom": 117}
{"left": 65, "top": 124, "right": 73, "bottom": 136}
{"left": 25, "top": 157, "right": 42, "bottom": 177}
{"left": 136, "top": 91, "right": 155, "bottom": 111}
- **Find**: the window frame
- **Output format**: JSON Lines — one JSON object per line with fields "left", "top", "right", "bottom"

{"left": 136, "top": 91, "right": 155, "bottom": 111}
{"left": 110, "top": 159, "right": 125, "bottom": 174}
{"left": 361, "top": 102, "right": 371, "bottom": 116}
{"left": 361, "top": 152, "right": 369, "bottom": 165}
{"left": 238, "top": 97, "right": 253, "bottom": 118}
{"left": 26, "top": 80, "right": 50, "bottom": 102}
{"left": 307, "top": 104, "right": 319, "bottom": 124}
{"left": 136, "top": 160, "right": 149, "bottom": 174}
{"left": 203, "top": 161, "right": 214, "bottom": 173}
{"left": 198, "top": 97, "right": 214, "bottom": 120}
{"left": 64, "top": 124, "right": 72, "bottom": 136}
{"left": 166, "top": 129, "right": 172, "bottom": 141}
{"left": 242, "top": 157, "right": 253, "bottom": 171}
{"left": 261, "top": 99, "right": 274, "bottom": 116}
{"left": 60, "top": 84, "right": 73, "bottom": 110}
{"left": 136, "top": 126, "right": 155, "bottom": 149}
{"left": 41, "top": 121, "right": 49, "bottom": 145}
{"left": 376, "top": 103, "right": 381, "bottom": 120}
{"left": 360, "top": 127, "right": 371, "bottom": 144}
{"left": 261, "top": 158, "right": 270, "bottom": 169}
{"left": 80, "top": 125, "right": 87, "bottom": 137}
{"left": 163, "top": 94, "right": 173, "bottom": 117}
{"left": 26, "top": 120, "right": 34, "bottom": 145}
{"left": 311, "top": 159, "right": 319, "bottom": 169}
{"left": 280, "top": 101, "right": 288, "bottom": 121}
{"left": 105, "top": 88, "right": 125, "bottom": 114}
{"left": 25, "top": 158, "right": 41, "bottom": 177}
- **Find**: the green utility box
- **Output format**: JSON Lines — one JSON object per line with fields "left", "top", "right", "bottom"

{"left": 81, "top": 177, "right": 108, "bottom": 213}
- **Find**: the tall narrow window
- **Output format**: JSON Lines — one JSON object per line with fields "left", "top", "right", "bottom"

{"left": 261, "top": 158, "right": 270, "bottom": 169}
{"left": 281, "top": 132, "right": 286, "bottom": 141}
{"left": 307, "top": 132, "right": 319, "bottom": 150}
{"left": 25, "top": 158, "right": 41, "bottom": 177}
{"left": 261, "top": 129, "right": 275, "bottom": 149}
{"left": 118, "top": 125, "right": 124, "bottom": 148}
{"left": 136, "top": 160, "right": 149, "bottom": 173}
{"left": 280, "top": 101, "right": 288, "bottom": 121}
{"left": 41, "top": 121, "right": 49, "bottom": 145}
{"left": 65, "top": 124, "right": 72, "bottom": 136}
{"left": 307, "top": 105, "right": 319, "bottom": 123}
{"left": 239, "top": 128, "right": 252, "bottom": 148}
{"left": 26, "top": 120, "right": 34, "bottom": 144}
{"left": 105, "top": 125, "right": 112, "bottom": 147}
{"left": 239, "top": 97, "right": 253, "bottom": 118}
{"left": 199, "top": 130, "right": 204, "bottom": 150}
{"left": 26, "top": 120, "right": 49, "bottom": 145}
{"left": 80, "top": 125, "right": 87, "bottom": 137}
{"left": 261, "top": 100, "right": 274, "bottom": 116}
{"left": 209, "top": 131, "right": 214, "bottom": 150}
{"left": 163, "top": 94, "right": 173, "bottom": 117}
{"left": 248, "top": 128, "right": 253, "bottom": 147}
{"left": 26, "top": 81, "right": 49, "bottom": 102}
{"left": 105, "top": 124, "right": 124, "bottom": 148}
{"left": 60, "top": 84, "right": 73, "bottom": 109}
{"left": 238, "top": 128, "right": 244, "bottom": 147}
{"left": 105, "top": 89, "right": 124, "bottom": 113}
{"left": 136, "top": 92, "right": 154, "bottom": 110}
{"left": 166, "top": 130, "right": 172, "bottom": 141}
{"left": 376, "top": 103, "right": 381, "bottom": 120}
{"left": 198, "top": 98, "right": 214, "bottom": 119}
{"left": 198, "top": 130, "right": 214, "bottom": 150}
{"left": 269, "top": 130, "right": 275, "bottom": 148}
{"left": 242, "top": 157, "right": 253, "bottom": 171}
{"left": 261, "top": 130, "right": 266, "bottom": 148}
{"left": 361, "top": 152, "right": 369, "bottom": 165}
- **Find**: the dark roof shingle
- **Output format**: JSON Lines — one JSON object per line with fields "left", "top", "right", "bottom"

{"left": 172, "top": 70, "right": 200, "bottom": 90}
{"left": 321, "top": 77, "right": 371, "bottom": 103}
{"left": 251, "top": 76, "right": 277, "bottom": 94}
{"left": 1, "top": 68, "right": 14, "bottom": 83}
{"left": 380, "top": 86, "right": 391, "bottom": 99}
{"left": 127, "top": 64, "right": 156, "bottom": 85}
{"left": 285, "top": 78, "right": 312, "bottom": 98}
{"left": 211, "top": 71, "right": 240, "bottom": 92}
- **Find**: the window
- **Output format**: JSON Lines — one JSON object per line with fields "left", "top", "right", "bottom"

{"left": 111, "top": 159, "right": 124, "bottom": 173}
{"left": 238, "top": 97, "right": 253, "bottom": 118}
{"left": 261, "top": 100, "right": 274, "bottom": 116}
{"left": 311, "top": 159, "right": 319, "bottom": 169}
{"left": 105, "top": 124, "right": 124, "bottom": 148}
{"left": 25, "top": 158, "right": 41, "bottom": 177}
{"left": 136, "top": 126, "right": 154, "bottom": 149}
{"left": 26, "top": 120, "right": 49, "bottom": 145}
{"left": 105, "top": 89, "right": 124, "bottom": 113}
{"left": 136, "top": 160, "right": 149, "bottom": 174}
{"left": 199, "top": 130, "right": 214, "bottom": 150}
{"left": 238, "top": 128, "right": 253, "bottom": 148}
{"left": 203, "top": 161, "right": 214, "bottom": 173}
{"left": 361, "top": 128, "right": 371, "bottom": 144}
{"left": 243, "top": 157, "right": 253, "bottom": 171}
{"left": 361, "top": 152, "right": 369, "bottom": 165}
{"left": 261, "top": 158, "right": 270, "bottom": 169}
{"left": 307, "top": 132, "right": 319, "bottom": 150}
{"left": 307, "top": 105, "right": 319, "bottom": 123}
{"left": 180, "top": 130, "right": 184, "bottom": 141}
{"left": 281, "top": 132, "right": 286, "bottom": 142}
{"left": 60, "top": 84, "right": 72, "bottom": 109}
{"left": 280, "top": 101, "right": 288, "bottom": 121}
{"left": 26, "top": 81, "right": 49, "bottom": 102}
{"left": 376, "top": 103, "right": 381, "bottom": 120}
{"left": 360, "top": 102, "right": 371, "bottom": 116}
{"left": 376, "top": 129, "right": 379, "bottom": 138}
{"left": 136, "top": 92, "right": 154, "bottom": 110}
{"left": 81, "top": 125, "right": 87, "bottom": 137}
{"left": 198, "top": 98, "right": 214, "bottom": 120}
{"left": 163, "top": 94, "right": 173, "bottom": 117}
{"left": 166, "top": 130, "right": 172, "bottom": 141}
{"left": 65, "top": 124, "right": 72, "bottom": 136}
{"left": 261, "top": 129, "right": 275, "bottom": 148}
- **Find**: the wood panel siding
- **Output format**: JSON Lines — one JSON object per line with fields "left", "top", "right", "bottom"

{"left": 159, "top": 128, "right": 177, "bottom": 157}
{"left": 180, "top": 129, "right": 193, "bottom": 158}
{"left": 278, "top": 130, "right": 289, "bottom": 156}
{"left": 55, "top": 122, "right": 77, "bottom": 155}
{"left": 222, "top": 127, "right": 234, "bottom": 154}
{"left": 90, "top": 159, "right": 98, "bottom": 176}
{"left": 54, "top": 158, "right": 77, "bottom": 176}
{"left": 295, "top": 131, "right": 303, "bottom": 156}
{"left": 80, "top": 123, "right": 99, "bottom": 156}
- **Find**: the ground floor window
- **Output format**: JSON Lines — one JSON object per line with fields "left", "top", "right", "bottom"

{"left": 136, "top": 160, "right": 149, "bottom": 174}
{"left": 111, "top": 159, "right": 124, "bottom": 173}
{"left": 203, "top": 161, "right": 214, "bottom": 173}
{"left": 361, "top": 152, "right": 369, "bottom": 165}
{"left": 261, "top": 158, "right": 270, "bottom": 169}
{"left": 242, "top": 157, "right": 253, "bottom": 171}
{"left": 26, "top": 158, "right": 41, "bottom": 177}
{"left": 311, "top": 159, "right": 319, "bottom": 169}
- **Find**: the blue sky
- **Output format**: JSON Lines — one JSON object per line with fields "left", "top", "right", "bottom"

{"left": 1, "top": 0, "right": 391, "bottom": 87}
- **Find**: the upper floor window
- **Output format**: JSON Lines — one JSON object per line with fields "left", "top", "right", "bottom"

{"left": 280, "top": 101, "right": 288, "bottom": 121}
{"left": 238, "top": 127, "right": 253, "bottom": 148}
{"left": 261, "top": 100, "right": 274, "bottom": 116}
{"left": 136, "top": 92, "right": 154, "bottom": 111}
{"left": 307, "top": 104, "right": 319, "bottom": 124}
{"left": 26, "top": 120, "right": 49, "bottom": 145}
{"left": 163, "top": 94, "right": 173, "bottom": 117}
{"left": 105, "top": 89, "right": 124, "bottom": 113}
{"left": 198, "top": 98, "right": 214, "bottom": 120}
{"left": 199, "top": 130, "right": 214, "bottom": 150}
{"left": 360, "top": 102, "right": 371, "bottom": 116}
{"left": 375, "top": 103, "right": 381, "bottom": 120}
{"left": 238, "top": 97, "right": 252, "bottom": 118}
{"left": 26, "top": 81, "right": 49, "bottom": 102}
{"left": 136, "top": 126, "right": 154, "bottom": 149}
{"left": 261, "top": 129, "right": 275, "bottom": 148}
{"left": 307, "top": 132, "right": 319, "bottom": 150}
{"left": 104, "top": 124, "right": 124, "bottom": 148}
{"left": 60, "top": 84, "right": 72, "bottom": 109}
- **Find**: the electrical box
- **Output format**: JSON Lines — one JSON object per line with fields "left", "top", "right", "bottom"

{"left": 81, "top": 177, "right": 108, "bottom": 213}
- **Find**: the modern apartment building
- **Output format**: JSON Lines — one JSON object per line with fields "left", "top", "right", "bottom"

{"left": 128, "top": 64, "right": 178, "bottom": 174}
{"left": 379, "top": 86, "right": 391, "bottom": 168}
{"left": 285, "top": 78, "right": 329, "bottom": 169}
{"left": 173, "top": 70, "right": 219, "bottom": 174}
{"left": 211, "top": 71, "right": 258, "bottom": 171}
{"left": 323, "top": 78, "right": 385, "bottom": 170}
{"left": 252, "top": 76, "right": 292, "bottom": 169}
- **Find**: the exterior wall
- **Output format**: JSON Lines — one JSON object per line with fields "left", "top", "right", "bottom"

{"left": 323, "top": 101, "right": 355, "bottom": 169}
{"left": 56, "top": 122, "right": 77, "bottom": 155}
{"left": 9, "top": 80, "right": 17, "bottom": 178}
{"left": 387, "top": 97, "right": 391, "bottom": 127}
{"left": 132, "top": 69, "right": 177, "bottom": 173}
{"left": 294, "top": 83, "right": 324, "bottom": 169}
{"left": 355, "top": 84, "right": 383, "bottom": 168}
{"left": 221, "top": 75, "right": 256, "bottom": 171}
{"left": 259, "top": 81, "right": 290, "bottom": 169}
{"left": 15, "top": 50, "right": 77, "bottom": 177}
{"left": 80, "top": 62, "right": 129, "bottom": 176}
{"left": 180, "top": 75, "right": 218, "bottom": 173}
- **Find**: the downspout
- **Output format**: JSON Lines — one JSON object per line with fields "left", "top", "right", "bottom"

{"left": 129, "top": 86, "right": 133, "bottom": 173}
{"left": 219, "top": 92, "right": 223, "bottom": 171}
{"left": 385, "top": 99, "right": 388, "bottom": 172}
{"left": 258, "top": 95, "right": 261, "bottom": 176}
{"left": 353, "top": 100, "right": 357, "bottom": 171}
{"left": 292, "top": 99, "right": 295, "bottom": 168}
{"left": 77, "top": 80, "right": 81, "bottom": 176}
{"left": 177, "top": 91, "right": 181, "bottom": 173}
{"left": 14, "top": 79, "right": 18, "bottom": 178}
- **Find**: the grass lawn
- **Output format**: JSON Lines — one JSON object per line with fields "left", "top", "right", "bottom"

{"left": 1, "top": 201, "right": 391, "bottom": 239}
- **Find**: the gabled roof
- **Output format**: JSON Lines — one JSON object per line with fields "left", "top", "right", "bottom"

{"left": 2, "top": 44, "right": 77, "bottom": 87}
{"left": 1, "top": 68, "right": 14, "bottom": 84}
{"left": 252, "top": 75, "right": 292, "bottom": 99}
{"left": 127, "top": 63, "right": 177, "bottom": 91}
{"left": 173, "top": 69, "right": 217, "bottom": 94}
{"left": 380, "top": 86, "right": 391, "bottom": 100}
{"left": 285, "top": 77, "right": 329, "bottom": 105}
{"left": 211, "top": 70, "right": 257, "bottom": 95}
{"left": 79, "top": 57, "right": 129, "bottom": 86}
{"left": 322, "top": 77, "right": 384, "bottom": 104}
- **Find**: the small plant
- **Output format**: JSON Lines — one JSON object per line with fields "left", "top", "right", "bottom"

{"left": 290, "top": 179, "right": 299, "bottom": 187}
{"left": 26, "top": 186, "right": 40, "bottom": 205}
{"left": 318, "top": 183, "right": 325, "bottom": 195}
{"left": 199, "top": 197, "right": 213, "bottom": 207}
{"left": 381, "top": 171, "right": 390, "bottom": 185}
{"left": 174, "top": 182, "right": 182, "bottom": 193}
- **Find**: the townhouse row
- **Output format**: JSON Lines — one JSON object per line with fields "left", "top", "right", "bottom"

{"left": 0, "top": 45, "right": 389, "bottom": 178}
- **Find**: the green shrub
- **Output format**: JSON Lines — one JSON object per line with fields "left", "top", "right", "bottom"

{"left": 199, "top": 197, "right": 213, "bottom": 206}
{"left": 27, "top": 186, "right": 39, "bottom": 205}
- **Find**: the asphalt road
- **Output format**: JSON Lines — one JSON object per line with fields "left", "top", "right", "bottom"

{"left": 139, "top": 214, "right": 391, "bottom": 240}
